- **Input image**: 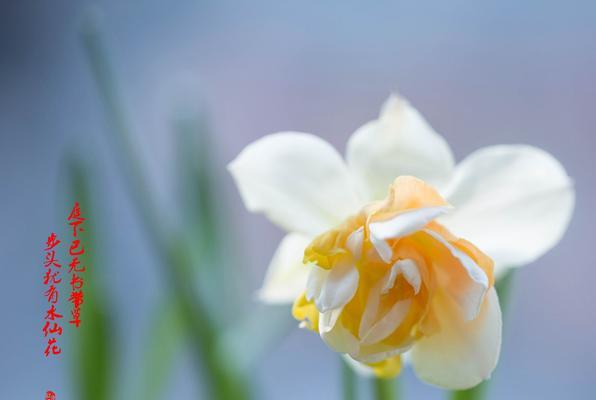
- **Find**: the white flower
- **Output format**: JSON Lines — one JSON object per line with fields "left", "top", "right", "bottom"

{"left": 228, "top": 94, "right": 574, "bottom": 389}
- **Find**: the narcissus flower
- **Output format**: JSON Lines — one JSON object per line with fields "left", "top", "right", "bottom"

{"left": 228, "top": 94, "right": 574, "bottom": 389}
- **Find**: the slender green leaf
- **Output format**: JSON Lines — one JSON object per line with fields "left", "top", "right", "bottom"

{"left": 173, "top": 112, "right": 248, "bottom": 325}
{"left": 133, "top": 299, "right": 185, "bottom": 400}
{"left": 80, "top": 11, "right": 253, "bottom": 399}
{"left": 64, "top": 157, "right": 115, "bottom": 400}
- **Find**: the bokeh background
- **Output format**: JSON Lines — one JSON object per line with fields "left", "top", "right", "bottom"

{"left": 2, "top": 1, "right": 595, "bottom": 399}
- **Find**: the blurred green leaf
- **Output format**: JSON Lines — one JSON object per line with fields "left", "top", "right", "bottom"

{"left": 174, "top": 113, "right": 296, "bottom": 376}
{"left": 173, "top": 112, "right": 248, "bottom": 325}
{"left": 80, "top": 11, "right": 253, "bottom": 399}
{"left": 219, "top": 304, "right": 294, "bottom": 373}
{"left": 174, "top": 113, "right": 220, "bottom": 258}
{"left": 133, "top": 299, "right": 185, "bottom": 400}
{"left": 64, "top": 157, "right": 115, "bottom": 400}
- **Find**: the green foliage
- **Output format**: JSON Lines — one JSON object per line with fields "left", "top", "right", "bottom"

{"left": 79, "top": 10, "right": 254, "bottom": 399}
{"left": 133, "top": 300, "right": 185, "bottom": 400}
{"left": 65, "top": 158, "right": 115, "bottom": 400}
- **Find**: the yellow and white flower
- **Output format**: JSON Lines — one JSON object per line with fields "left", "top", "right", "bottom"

{"left": 228, "top": 94, "right": 574, "bottom": 389}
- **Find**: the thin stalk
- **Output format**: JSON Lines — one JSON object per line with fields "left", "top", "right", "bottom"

{"left": 373, "top": 378, "right": 396, "bottom": 400}
{"left": 449, "top": 270, "right": 516, "bottom": 400}
{"left": 79, "top": 11, "right": 250, "bottom": 400}
{"left": 341, "top": 358, "right": 356, "bottom": 400}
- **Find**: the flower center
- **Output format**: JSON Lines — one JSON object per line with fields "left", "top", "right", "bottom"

{"left": 293, "top": 176, "right": 494, "bottom": 377}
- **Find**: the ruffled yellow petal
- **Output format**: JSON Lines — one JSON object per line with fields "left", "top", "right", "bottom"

{"left": 292, "top": 293, "right": 319, "bottom": 332}
{"left": 304, "top": 214, "right": 365, "bottom": 269}
{"left": 291, "top": 175, "right": 498, "bottom": 388}
{"left": 369, "top": 176, "right": 449, "bottom": 222}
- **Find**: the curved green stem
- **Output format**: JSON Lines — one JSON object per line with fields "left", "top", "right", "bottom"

{"left": 341, "top": 358, "right": 356, "bottom": 400}
{"left": 374, "top": 378, "right": 396, "bottom": 400}
{"left": 449, "top": 384, "right": 486, "bottom": 400}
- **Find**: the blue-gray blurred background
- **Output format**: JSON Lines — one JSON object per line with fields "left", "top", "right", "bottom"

{"left": 2, "top": 0, "right": 595, "bottom": 399}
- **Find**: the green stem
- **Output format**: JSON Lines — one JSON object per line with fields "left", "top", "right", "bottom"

{"left": 449, "top": 383, "right": 486, "bottom": 400}
{"left": 494, "top": 269, "right": 516, "bottom": 315}
{"left": 341, "top": 358, "right": 356, "bottom": 400}
{"left": 449, "top": 270, "right": 516, "bottom": 400}
{"left": 373, "top": 378, "right": 396, "bottom": 400}
{"left": 80, "top": 11, "right": 250, "bottom": 400}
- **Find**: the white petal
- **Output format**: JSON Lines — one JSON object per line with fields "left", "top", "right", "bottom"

{"left": 411, "top": 287, "right": 502, "bottom": 390}
{"left": 256, "top": 233, "right": 311, "bottom": 304}
{"left": 320, "top": 320, "right": 360, "bottom": 354}
{"left": 346, "top": 94, "right": 455, "bottom": 201}
{"left": 229, "top": 132, "right": 362, "bottom": 236}
{"left": 382, "top": 259, "right": 421, "bottom": 295}
{"left": 401, "top": 350, "right": 413, "bottom": 366}
{"left": 369, "top": 206, "right": 451, "bottom": 263}
{"left": 358, "top": 278, "right": 382, "bottom": 340}
{"left": 359, "top": 264, "right": 416, "bottom": 345}
{"left": 305, "top": 264, "right": 328, "bottom": 302}
{"left": 342, "top": 355, "right": 375, "bottom": 377}
{"left": 319, "top": 307, "right": 344, "bottom": 334}
{"left": 361, "top": 299, "right": 411, "bottom": 345}
{"left": 440, "top": 145, "right": 575, "bottom": 276}
{"left": 353, "top": 342, "right": 414, "bottom": 364}
{"left": 370, "top": 206, "right": 451, "bottom": 240}
{"left": 315, "top": 263, "right": 359, "bottom": 313}
{"left": 368, "top": 235, "right": 393, "bottom": 264}
{"left": 346, "top": 227, "right": 364, "bottom": 260}
{"left": 423, "top": 229, "right": 488, "bottom": 321}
